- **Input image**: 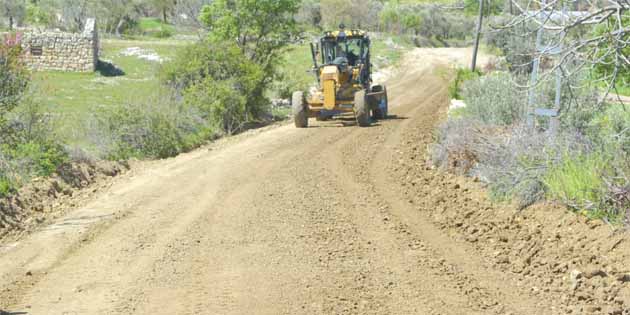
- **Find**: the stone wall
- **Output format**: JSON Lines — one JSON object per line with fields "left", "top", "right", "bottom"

{"left": 20, "top": 19, "right": 99, "bottom": 72}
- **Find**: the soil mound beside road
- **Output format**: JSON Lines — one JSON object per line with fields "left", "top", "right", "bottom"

{"left": 0, "top": 160, "right": 128, "bottom": 242}
{"left": 0, "top": 48, "right": 628, "bottom": 314}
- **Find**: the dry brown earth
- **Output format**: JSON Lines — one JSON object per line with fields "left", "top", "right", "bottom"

{"left": 0, "top": 48, "right": 628, "bottom": 315}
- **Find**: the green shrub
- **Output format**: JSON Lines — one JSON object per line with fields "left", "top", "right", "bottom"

{"left": 0, "top": 141, "right": 68, "bottom": 197}
{"left": 544, "top": 153, "right": 610, "bottom": 217}
{"left": 592, "top": 17, "right": 630, "bottom": 91}
{"left": 153, "top": 27, "right": 174, "bottom": 38}
{"left": 25, "top": 3, "right": 52, "bottom": 26}
{"left": 588, "top": 105, "right": 630, "bottom": 154}
{"left": 161, "top": 40, "right": 266, "bottom": 134}
{"left": 125, "top": 18, "right": 175, "bottom": 38}
{"left": 484, "top": 18, "right": 537, "bottom": 74}
{"left": 460, "top": 73, "right": 528, "bottom": 125}
{"left": 448, "top": 68, "right": 480, "bottom": 99}
{"left": 1, "top": 38, "right": 29, "bottom": 126}
{"left": 91, "top": 97, "right": 213, "bottom": 160}
{"left": 0, "top": 178, "right": 12, "bottom": 197}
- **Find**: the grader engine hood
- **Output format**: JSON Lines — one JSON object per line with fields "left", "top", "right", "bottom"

{"left": 321, "top": 65, "right": 339, "bottom": 110}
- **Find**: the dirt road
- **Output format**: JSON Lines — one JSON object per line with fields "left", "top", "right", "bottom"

{"left": 1, "top": 48, "right": 628, "bottom": 315}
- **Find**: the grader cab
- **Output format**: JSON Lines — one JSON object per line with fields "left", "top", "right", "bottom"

{"left": 292, "top": 25, "right": 388, "bottom": 128}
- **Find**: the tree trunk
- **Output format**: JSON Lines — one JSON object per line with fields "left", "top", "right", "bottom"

{"left": 115, "top": 18, "right": 125, "bottom": 37}
{"left": 9, "top": 15, "right": 14, "bottom": 30}
{"left": 163, "top": 9, "right": 168, "bottom": 23}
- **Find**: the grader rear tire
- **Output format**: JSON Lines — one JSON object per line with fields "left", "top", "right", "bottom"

{"left": 372, "top": 86, "right": 388, "bottom": 120}
{"left": 292, "top": 91, "right": 308, "bottom": 128}
{"left": 354, "top": 90, "right": 370, "bottom": 127}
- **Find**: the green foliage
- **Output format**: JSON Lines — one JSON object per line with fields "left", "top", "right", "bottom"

{"left": 131, "top": 17, "right": 175, "bottom": 38}
{"left": 2, "top": 142, "right": 68, "bottom": 177}
{"left": 296, "top": 0, "right": 321, "bottom": 29}
{"left": 319, "top": 0, "right": 382, "bottom": 30}
{"left": 0, "top": 38, "right": 29, "bottom": 126}
{"left": 199, "top": 0, "right": 300, "bottom": 67}
{"left": 401, "top": 12, "right": 422, "bottom": 31}
{"left": 588, "top": 105, "right": 630, "bottom": 154}
{"left": 161, "top": 40, "right": 265, "bottom": 134}
{"left": 593, "top": 17, "right": 630, "bottom": 91}
{"left": 92, "top": 97, "right": 214, "bottom": 160}
{"left": 0, "top": 96, "right": 68, "bottom": 197}
{"left": 163, "top": 0, "right": 301, "bottom": 133}
{"left": 273, "top": 43, "right": 314, "bottom": 99}
{"left": 484, "top": 17, "right": 537, "bottom": 74}
{"left": 434, "top": 68, "right": 630, "bottom": 223}
{"left": 380, "top": 1, "right": 401, "bottom": 33}
{"left": 448, "top": 68, "right": 480, "bottom": 99}
{"left": 0, "top": 0, "right": 26, "bottom": 29}
{"left": 544, "top": 153, "right": 610, "bottom": 217}
{"left": 460, "top": 73, "right": 528, "bottom": 125}
{"left": 24, "top": 2, "right": 51, "bottom": 25}
{"left": 463, "top": 0, "right": 503, "bottom": 16}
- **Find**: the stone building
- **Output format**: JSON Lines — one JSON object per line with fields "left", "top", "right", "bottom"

{"left": 20, "top": 19, "right": 99, "bottom": 72}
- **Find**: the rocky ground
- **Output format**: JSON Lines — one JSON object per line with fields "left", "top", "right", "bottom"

{"left": 0, "top": 48, "right": 627, "bottom": 315}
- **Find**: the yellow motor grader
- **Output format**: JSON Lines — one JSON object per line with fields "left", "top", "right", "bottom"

{"left": 292, "top": 25, "right": 388, "bottom": 128}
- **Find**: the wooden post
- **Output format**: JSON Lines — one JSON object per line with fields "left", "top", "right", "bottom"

{"left": 471, "top": 0, "right": 485, "bottom": 72}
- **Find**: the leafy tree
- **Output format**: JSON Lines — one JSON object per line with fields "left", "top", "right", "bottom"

{"left": 296, "top": 0, "right": 321, "bottom": 29}
{"left": 151, "top": 0, "right": 176, "bottom": 23}
{"left": 593, "top": 17, "right": 630, "bottom": 92}
{"left": 463, "top": 0, "right": 503, "bottom": 17}
{"left": 198, "top": 0, "right": 300, "bottom": 118}
{"left": 173, "top": 0, "right": 212, "bottom": 26}
{"left": 379, "top": 1, "right": 401, "bottom": 33}
{"left": 25, "top": 1, "right": 52, "bottom": 26}
{"left": 0, "top": 0, "right": 26, "bottom": 30}
{"left": 401, "top": 12, "right": 421, "bottom": 34}
{"left": 162, "top": 41, "right": 265, "bottom": 134}
{"left": 320, "top": 0, "right": 381, "bottom": 30}
{"left": 0, "top": 37, "right": 29, "bottom": 127}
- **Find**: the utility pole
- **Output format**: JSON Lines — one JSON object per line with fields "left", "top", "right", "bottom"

{"left": 471, "top": 0, "right": 485, "bottom": 72}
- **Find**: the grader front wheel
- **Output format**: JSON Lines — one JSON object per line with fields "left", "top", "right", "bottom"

{"left": 292, "top": 91, "right": 308, "bottom": 128}
{"left": 354, "top": 91, "right": 370, "bottom": 127}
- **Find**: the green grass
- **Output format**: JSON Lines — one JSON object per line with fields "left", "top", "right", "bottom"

{"left": 136, "top": 17, "right": 176, "bottom": 38}
{"left": 612, "top": 85, "right": 630, "bottom": 97}
{"left": 544, "top": 154, "right": 609, "bottom": 217}
{"left": 33, "top": 38, "right": 192, "bottom": 145}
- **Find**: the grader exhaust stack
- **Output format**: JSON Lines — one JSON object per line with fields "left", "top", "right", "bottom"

{"left": 292, "top": 25, "right": 388, "bottom": 128}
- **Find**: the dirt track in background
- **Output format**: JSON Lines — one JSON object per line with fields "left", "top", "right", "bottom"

{"left": 1, "top": 48, "right": 629, "bottom": 315}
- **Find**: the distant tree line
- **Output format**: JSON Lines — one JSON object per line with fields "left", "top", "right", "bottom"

{"left": 0, "top": 0, "right": 212, "bottom": 35}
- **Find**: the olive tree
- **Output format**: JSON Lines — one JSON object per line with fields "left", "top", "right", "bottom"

{"left": 0, "top": 0, "right": 26, "bottom": 29}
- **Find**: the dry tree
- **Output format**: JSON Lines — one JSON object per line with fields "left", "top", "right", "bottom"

{"left": 490, "top": 0, "right": 629, "bottom": 107}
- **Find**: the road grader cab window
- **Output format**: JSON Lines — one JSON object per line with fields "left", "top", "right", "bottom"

{"left": 321, "top": 38, "right": 367, "bottom": 66}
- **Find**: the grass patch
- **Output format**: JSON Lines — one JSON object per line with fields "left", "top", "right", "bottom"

{"left": 544, "top": 153, "right": 611, "bottom": 218}
{"left": 32, "top": 38, "right": 192, "bottom": 147}
{"left": 612, "top": 85, "right": 630, "bottom": 97}
{"left": 135, "top": 18, "right": 176, "bottom": 38}
{"left": 448, "top": 68, "right": 481, "bottom": 99}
